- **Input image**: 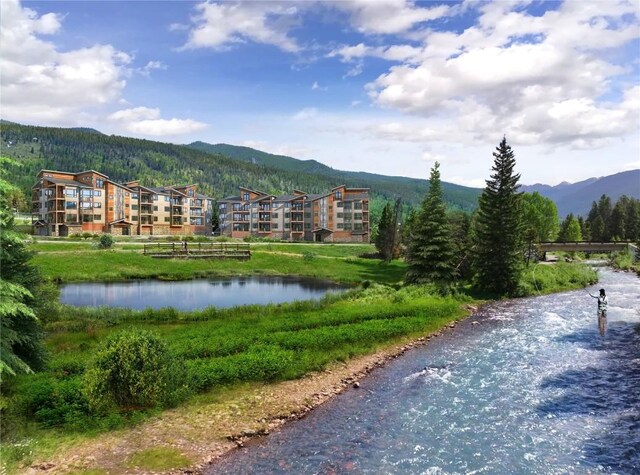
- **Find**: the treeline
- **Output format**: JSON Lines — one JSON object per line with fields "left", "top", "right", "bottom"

{"left": 376, "top": 138, "right": 605, "bottom": 297}
{"left": 0, "top": 122, "right": 479, "bottom": 214}
{"left": 558, "top": 195, "right": 640, "bottom": 242}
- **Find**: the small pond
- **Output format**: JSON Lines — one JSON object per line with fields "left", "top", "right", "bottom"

{"left": 60, "top": 276, "right": 346, "bottom": 311}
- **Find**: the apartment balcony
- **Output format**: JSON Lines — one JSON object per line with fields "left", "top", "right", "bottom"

{"left": 171, "top": 218, "right": 183, "bottom": 226}
{"left": 140, "top": 195, "right": 153, "bottom": 204}
{"left": 171, "top": 207, "right": 183, "bottom": 215}
{"left": 258, "top": 213, "right": 271, "bottom": 221}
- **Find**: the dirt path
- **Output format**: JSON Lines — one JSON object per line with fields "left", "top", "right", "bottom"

{"left": 25, "top": 310, "right": 474, "bottom": 475}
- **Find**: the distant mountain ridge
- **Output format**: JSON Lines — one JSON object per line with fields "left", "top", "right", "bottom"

{"left": 521, "top": 170, "right": 640, "bottom": 217}
{"left": 186, "top": 142, "right": 481, "bottom": 211}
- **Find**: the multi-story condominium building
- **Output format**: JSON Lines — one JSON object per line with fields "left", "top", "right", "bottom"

{"left": 31, "top": 169, "right": 213, "bottom": 236}
{"left": 218, "top": 185, "right": 370, "bottom": 242}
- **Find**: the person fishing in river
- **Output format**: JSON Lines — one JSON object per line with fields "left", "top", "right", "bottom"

{"left": 587, "top": 288, "right": 608, "bottom": 336}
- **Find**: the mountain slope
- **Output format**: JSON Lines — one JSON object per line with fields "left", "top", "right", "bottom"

{"left": 522, "top": 170, "right": 640, "bottom": 217}
{"left": 0, "top": 122, "right": 480, "bottom": 212}
{"left": 187, "top": 142, "right": 481, "bottom": 211}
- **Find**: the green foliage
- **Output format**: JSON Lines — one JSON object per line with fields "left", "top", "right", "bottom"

{"left": 557, "top": 213, "right": 583, "bottom": 242}
{"left": 375, "top": 199, "right": 402, "bottom": 261}
{"left": 97, "top": 234, "right": 115, "bottom": 249}
{"left": 518, "top": 263, "right": 597, "bottom": 297}
{"left": 126, "top": 447, "right": 191, "bottom": 471}
{"left": 0, "top": 157, "right": 46, "bottom": 379}
{"left": 584, "top": 194, "right": 640, "bottom": 242}
{"left": 521, "top": 192, "right": 559, "bottom": 242}
{"left": 82, "top": 329, "right": 185, "bottom": 411}
{"left": 405, "top": 162, "right": 455, "bottom": 287}
{"left": 1, "top": 122, "right": 481, "bottom": 213}
{"left": 472, "top": 138, "right": 524, "bottom": 296}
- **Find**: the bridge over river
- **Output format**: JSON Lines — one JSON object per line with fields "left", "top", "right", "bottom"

{"left": 538, "top": 241, "right": 638, "bottom": 258}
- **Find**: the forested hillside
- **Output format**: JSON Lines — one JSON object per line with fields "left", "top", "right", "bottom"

{"left": 1, "top": 123, "right": 481, "bottom": 212}
{"left": 189, "top": 141, "right": 481, "bottom": 210}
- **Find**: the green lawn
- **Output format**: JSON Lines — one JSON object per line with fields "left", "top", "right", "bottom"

{"left": 32, "top": 247, "right": 405, "bottom": 284}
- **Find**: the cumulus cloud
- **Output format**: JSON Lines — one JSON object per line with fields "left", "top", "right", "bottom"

{"left": 0, "top": 0, "right": 131, "bottom": 123}
{"left": 179, "top": 1, "right": 301, "bottom": 52}
{"left": 108, "top": 107, "right": 208, "bottom": 136}
{"left": 365, "top": 0, "right": 640, "bottom": 149}
{"left": 335, "top": 0, "right": 451, "bottom": 35}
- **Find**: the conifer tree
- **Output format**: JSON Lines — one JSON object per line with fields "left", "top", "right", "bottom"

{"left": 405, "top": 162, "right": 455, "bottom": 286}
{"left": 473, "top": 137, "right": 524, "bottom": 296}
{"left": 375, "top": 202, "right": 394, "bottom": 261}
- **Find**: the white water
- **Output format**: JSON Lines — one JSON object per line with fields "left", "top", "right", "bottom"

{"left": 209, "top": 268, "right": 640, "bottom": 474}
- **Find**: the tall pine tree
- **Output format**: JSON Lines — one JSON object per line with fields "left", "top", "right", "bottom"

{"left": 405, "top": 162, "right": 455, "bottom": 286}
{"left": 375, "top": 202, "right": 394, "bottom": 261}
{"left": 473, "top": 137, "right": 524, "bottom": 296}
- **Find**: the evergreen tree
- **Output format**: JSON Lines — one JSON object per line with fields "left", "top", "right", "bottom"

{"left": 375, "top": 202, "right": 394, "bottom": 261}
{"left": 0, "top": 158, "right": 46, "bottom": 379}
{"left": 405, "top": 162, "right": 455, "bottom": 286}
{"left": 610, "top": 201, "right": 626, "bottom": 240}
{"left": 472, "top": 137, "right": 524, "bottom": 296}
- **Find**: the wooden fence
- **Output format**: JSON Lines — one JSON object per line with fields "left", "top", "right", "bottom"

{"left": 143, "top": 242, "right": 251, "bottom": 259}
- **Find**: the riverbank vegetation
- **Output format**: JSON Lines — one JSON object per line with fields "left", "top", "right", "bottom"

{"left": 1, "top": 285, "right": 466, "bottom": 472}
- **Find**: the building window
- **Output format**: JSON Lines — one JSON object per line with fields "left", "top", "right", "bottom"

{"left": 220, "top": 203, "right": 227, "bottom": 210}
{"left": 354, "top": 202, "right": 363, "bottom": 210}
{"left": 285, "top": 223, "right": 290, "bottom": 229}
{"left": 337, "top": 223, "right": 344, "bottom": 229}
{"left": 243, "top": 192, "right": 250, "bottom": 201}
{"left": 272, "top": 213, "right": 278, "bottom": 219}
{"left": 132, "top": 193, "right": 139, "bottom": 199}
{"left": 66, "top": 202, "right": 77, "bottom": 210}
{"left": 354, "top": 223, "right": 363, "bottom": 231}
{"left": 335, "top": 191, "right": 342, "bottom": 199}
{"left": 354, "top": 213, "right": 362, "bottom": 220}
{"left": 154, "top": 206, "right": 158, "bottom": 211}
{"left": 164, "top": 217, "right": 170, "bottom": 222}
{"left": 65, "top": 189, "right": 77, "bottom": 197}
{"left": 125, "top": 203, "right": 130, "bottom": 208}
{"left": 164, "top": 206, "right": 170, "bottom": 212}
{"left": 336, "top": 202, "right": 343, "bottom": 208}
{"left": 132, "top": 205, "right": 138, "bottom": 211}
{"left": 82, "top": 215, "right": 93, "bottom": 223}
{"left": 93, "top": 202, "right": 102, "bottom": 208}
{"left": 96, "top": 178, "right": 104, "bottom": 188}
{"left": 304, "top": 223, "right": 311, "bottom": 230}
{"left": 154, "top": 216, "right": 158, "bottom": 222}
{"left": 337, "top": 212, "right": 343, "bottom": 218}
{"left": 93, "top": 214, "right": 102, "bottom": 221}
{"left": 154, "top": 194, "right": 158, "bottom": 201}
{"left": 165, "top": 196, "right": 170, "bottom": 202}
{"left": 81, "top": 202, "right": 92, "bottom": 209}
{"left": 305, "top": 212, "right": 311, "bottom": 219}
{"left": 284, "top": 203, "right": 290, "bottom": 209}
{"left": 125, "top": 192, "right": 130, "bottom": 197}
{"left": 93, "top": 190, "right": 102, "bottom": 197}
{"left": 108, "top": 207, "right": 113, "bottom": 211}
{"left": 344, "top": 223, "right": 352, "bottom": 230}
{"left": 81, "top": 189, "right": 92, "bottom": 197}
{"left": 65, "top": 214, "right": 76, "bottom": 222}
{"left": 133, "top": 216, "right": 139, "bottom": 221}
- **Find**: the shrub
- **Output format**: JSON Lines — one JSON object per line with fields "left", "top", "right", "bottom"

{"left": 97, "top": 234, "right": 115, "bottom": 249}
{"left": 82, "top": 329, "right": 183, "bottom": 411}
{"left": 81, "top": 232, "right": 94, "bottom": 240}
{"left": 302, "top": 251, "right": 316, "bottom": 261}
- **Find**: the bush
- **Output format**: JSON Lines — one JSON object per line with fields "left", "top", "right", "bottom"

{"left": 82, "top": 329, "right": 184, "bottom": 411}
{"left": 97, "top": 234, "right": 115, "bottom": 249}
{"left": 302, "top": 251, "right": 316, "bottom": 261}
{"left": 81, "top": 232, "right": 94, "bottom": 240}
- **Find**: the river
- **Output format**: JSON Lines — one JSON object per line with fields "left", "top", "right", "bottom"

{"left": 208, "top": 267, "right": 640, "bottom": 474}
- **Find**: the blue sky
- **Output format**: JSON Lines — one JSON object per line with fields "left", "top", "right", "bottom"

{"left": 2, "top": 0, "right": 639, "bottom": 187}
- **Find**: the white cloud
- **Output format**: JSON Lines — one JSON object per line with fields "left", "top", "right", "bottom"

{"left": 366, "top": 0, "right": 640, "bottom": 149}
{"left": 311, "top": 81, "right": 327, "bottom": 91}
{"left": 179, "top": 1, "right": 301, "bottom": 52}
{"left": 335, "top": 0, "right": 451, "bottom": 35}
{"left": 0, "top": 0, "right": 131, "bottom": 124}
{"left": 137, "top": 60, "right": 167, "bottom": 77}
{"left": 108, "top": 107, "right": 208, "bottom": 136}
{"left": 292, "top": 107, "right": 318, "bottom": 121}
